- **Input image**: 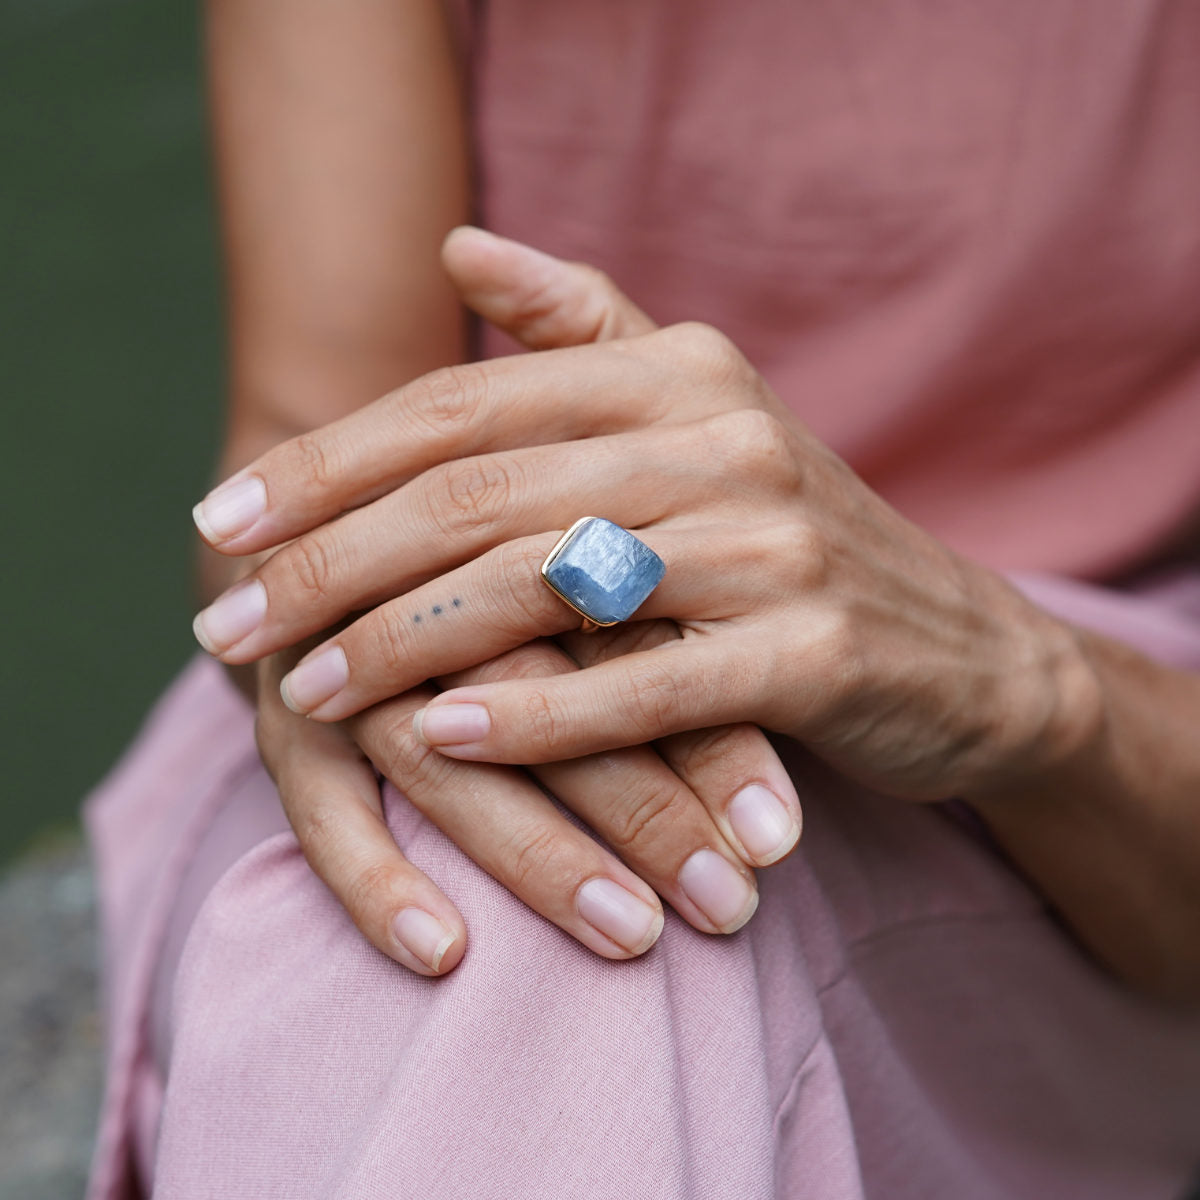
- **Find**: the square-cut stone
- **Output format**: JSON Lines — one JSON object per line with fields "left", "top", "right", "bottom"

{"left": 541, "top": 517, "right": 665, "bottom": 626}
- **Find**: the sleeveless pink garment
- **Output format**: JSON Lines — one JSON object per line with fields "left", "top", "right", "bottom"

{"left": 86, "top": 3, "right": 1200, "bottom": 1197}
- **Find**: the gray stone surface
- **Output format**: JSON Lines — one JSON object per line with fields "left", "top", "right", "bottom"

{"left": 0, "top": 834, "right": 103, "bottom": 1200}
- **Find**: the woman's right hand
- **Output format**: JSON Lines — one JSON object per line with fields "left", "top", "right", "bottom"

{"left": 237, "top": 232, "right": 803, "bottom": 975}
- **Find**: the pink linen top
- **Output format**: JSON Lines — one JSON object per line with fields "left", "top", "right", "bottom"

{"left": 466, "top": 0, "right": 1200, "bottom": 579}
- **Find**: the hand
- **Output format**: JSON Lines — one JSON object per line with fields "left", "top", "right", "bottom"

{"left": 206, "top": 229, "right": 805, "bottom": 974}
{"left": 194, "top": 229, "right": 1098, "bottom": 807}
{"left": 256, "top": 639, "right": 790, "bottom": 974}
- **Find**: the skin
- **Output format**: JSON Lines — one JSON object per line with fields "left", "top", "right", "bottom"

{"left": 202, "top": 0, "right": 800, "bottom": 975}
{"left": 197, "top": 228, "right": 1200, "bottom": 1004}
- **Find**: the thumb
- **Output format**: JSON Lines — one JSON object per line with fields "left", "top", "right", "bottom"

{"left": 441, "top": 225, "right": 657, "bottom": 348}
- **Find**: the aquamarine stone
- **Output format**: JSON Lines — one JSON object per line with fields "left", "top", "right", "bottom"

{"left": 541, "top": 517, "right": 665, "bottom": 625}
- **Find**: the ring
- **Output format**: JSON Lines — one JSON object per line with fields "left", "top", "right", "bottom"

{"left": 540, "top": 517, "right": 666, "bottom": 632}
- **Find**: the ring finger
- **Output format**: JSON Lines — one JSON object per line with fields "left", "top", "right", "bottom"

{"left": 274, "top": 526, "right": 739, "bottom": 722}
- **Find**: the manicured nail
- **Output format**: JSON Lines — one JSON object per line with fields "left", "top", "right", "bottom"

{"left": 728, "top": 784, "right": 799, "bottom": 865}
{"left": 192, "top": 580, "right": 267, "bottom": 654}
{"left": 413, "top": 703, "right": 491, "bottom": 747}
{"left": 576, "top": 877, "right": 663, "bottom": 955}
{"left": 678, "top": 849, "right": 758, "bottom": 934}
{"left": 392, "top": 908, "right": 457, "bottom": 973}
{"left": 193, "top": 474, "right": 267, "bottom": 543}
{"left": 280, "top": 646, "right": 349, "bottom": 714}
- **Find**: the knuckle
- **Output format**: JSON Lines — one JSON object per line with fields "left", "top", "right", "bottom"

{"left": 491, "top": 540, "right": 567, "bottom": 634}
{"left": 568, "top": 263, "right": 620, "bottom": 340}
{"left": 705, "top": 408, "right": 793, "bottom": 479}
{"left": 290, "top": 431, "right": 342, "bottom": 493}
{"left": 358, "top": 709, "right": 437, "bottom": 793}
{"left": 604, "top": 782, "right": 687, "bottom": 855}
{"left": 291, "top": 799, "right": 343, "bottom": 858}
{"left": 624, "top": 658, "right": 688, "bottom": 739}
{"left": 372, "top": 709, "right": 414, "bottom": 774}
{"left": 734, "top": 516, "right": 829, "bottom": 592}
{"left": 572, "top": 261, "right": 614, "bottom": 294}
{"left": 785, "top": 520, "right": 834, "bottom": 590}
{"left": 506, "top": 826, "right": 564, "bottom": 892}
{"left": 517, "top": 688, "right": 561, "bottom": 758}
{"left": 430, "top": 455, "right": 518, "bottom": 537}
{"left": 497, "top": 536, "right": 552, "bottom": 578}
{"left": 343, "top": 860, "right": 402, "bottom": 925}
{"left": 673, "top": 723, "right": 753, "bottom": 779}
{"left": 367, "top": 710, "right": 422, "bottom": 779}
{"left": 509, "top": 271, "right": 560, "bottom": 327}
{"left": 367, "top": 607, "right": 420, "bottom": 683}
{"left": 283, "top": 534, "right": 341, "bottom": 604}
{"left": 408, "top": 363, "right": 489, "bottom": 437}
{"left": 665, "top": 321, "right": 751, "bottom": 384}
{"left": 509, "top": 268, "right": 597, "bottom": 343}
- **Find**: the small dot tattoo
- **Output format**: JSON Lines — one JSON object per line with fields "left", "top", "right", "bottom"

{"left": 413, "top": 614, "right": 422, "bottom": 624}
{"left": 452, "top": 598, "right": 462, "bottom": 608}
{"left": 432, "top": 605, "right": 443, "bottom": 616}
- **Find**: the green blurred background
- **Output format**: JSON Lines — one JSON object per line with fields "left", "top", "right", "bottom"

{"left": 2, "top": 0, "right": 221, "bottom": 865}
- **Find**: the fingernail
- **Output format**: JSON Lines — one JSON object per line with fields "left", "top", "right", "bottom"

{"left": 678, "top": 849, "right": 758, "bottom": 934}
{"left": 728, "top": 784, "right": 799, "bottom": 865}
{"left": 193, "top": 474, "right": 267, "bottom": 543}
{"left": 192, "top": 580, "right": 267, "bottom": 653}
{"left": 413, "top": 703, "right": 491, "bottom": 746}
{"left": 392, "top": 908, "right": 457, "bottom": 973}
{"left": 280, "top": 646, "right": 349, "bottom": 714}
{"left": 576, "top": 877, "right": 664, "bottom": 955}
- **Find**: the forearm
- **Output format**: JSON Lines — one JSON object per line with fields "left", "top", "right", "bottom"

{"left": 200, "top": 0, "right": 470, "bottom": 682}
{"left": 972, "top": 625, "right": 1200, "bottom": 1003}
{"left": 206, "top": 0, "right": 470, "bottom": 445}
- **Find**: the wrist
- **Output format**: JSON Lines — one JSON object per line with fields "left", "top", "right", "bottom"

{"left": 970, "top": 595, "right": 1107, "bottom": 805}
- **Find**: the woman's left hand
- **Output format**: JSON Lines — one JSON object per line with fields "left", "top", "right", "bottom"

{"left": 193, "top": 231, "right": 1099, "bottom": 805}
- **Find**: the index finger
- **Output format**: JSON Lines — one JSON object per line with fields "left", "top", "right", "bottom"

{"left": 192, "top": 323, "right": 750, "bottom": 555}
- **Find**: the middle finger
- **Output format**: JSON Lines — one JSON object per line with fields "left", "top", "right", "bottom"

{"left": 192, "top": 412, "right": 762, "bottom": 664}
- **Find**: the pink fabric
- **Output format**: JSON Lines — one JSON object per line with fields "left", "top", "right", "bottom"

{"left": 87, "top": 594, "right": 1200, "bottom": 1199}
{"left": 86, "top": 2, "right": 1200, "bottom": 1196}
{"left": 472, "top": 0, "right": 1200, "bottom": 578}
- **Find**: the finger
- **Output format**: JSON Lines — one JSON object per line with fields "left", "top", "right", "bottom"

{"left": 191, "top": 321, "right": 756, "bottom": 554}
{"left": 257, "top": 693, "right": 467, "bottom": 976}
{"left": 273, "top": 528, "right": 732, "bottom": 722}
{"left": 412, "top": 637, "right": 764, "bottom": 765}
{"left": 439, "top": 641, "right": 759, "bottom": 934}
{"left": 192, "top": 412, "right": 749, "bottom": 662}
{"left": 346, "top": 690, "right": 669, "bottom": 958}
{"left": 441, "top": 226, "right": 657, "bottom": 348}
{"left": 561, "top": 622, "right": 802, "bottom": 868}
{"left": 656, "top": 726, "right": 802, "bottom": 868}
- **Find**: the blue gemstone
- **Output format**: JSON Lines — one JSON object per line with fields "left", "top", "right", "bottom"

{"left": 542, "top": 518, "right": 665, "bottom": 625}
